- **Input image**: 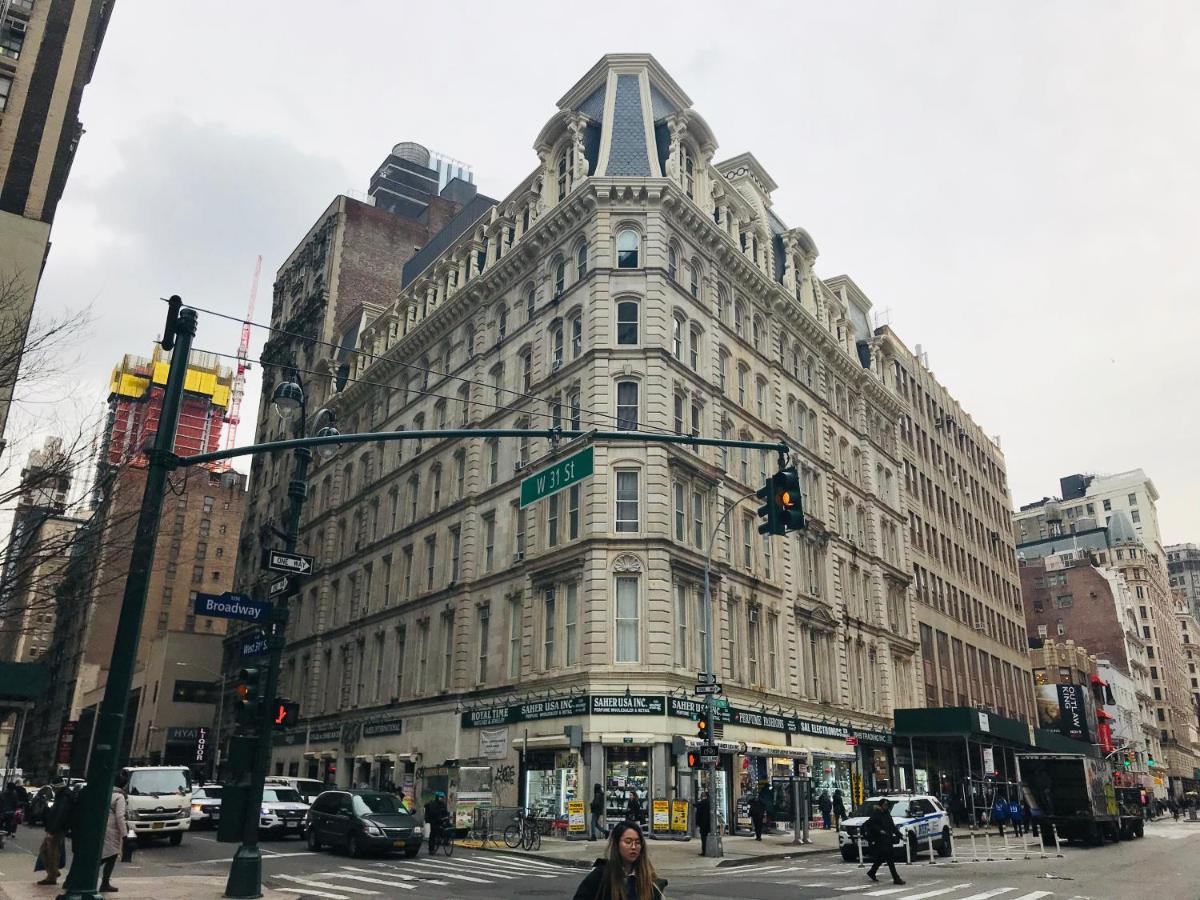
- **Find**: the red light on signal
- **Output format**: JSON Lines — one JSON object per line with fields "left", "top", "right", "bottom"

{"left": 687, "top": 752, "right": 698, "bottom": 768}
{"left": 235, "top": 683, "right": 250, "bottom": 701}
{"left": 274, "top": 705, "right": 287, "bottom": 726}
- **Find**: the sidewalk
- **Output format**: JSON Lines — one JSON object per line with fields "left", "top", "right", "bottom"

{"left": 0, "top": 876, "right": 299, "bottom": 900}
{"left": 462, "top": 825, "right": 843, "bottom": 872}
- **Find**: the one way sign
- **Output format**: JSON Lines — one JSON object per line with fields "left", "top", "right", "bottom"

{"left": 262, "top": 548, "right": 314, "bottom": 575}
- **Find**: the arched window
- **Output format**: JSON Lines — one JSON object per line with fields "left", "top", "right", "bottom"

{"left": 569, "top": 311, "right": 583, "bottom": 358}
{"left": 412, "top": 414, "right": 424, "bottom": 454}
{"left": 434, "top": 399, "right": 447, "bottom": 430}
{"left": 615, "top": 380, "right": 639, "bottom": 431}
{"left": 553, "top": 257, "right": 566, "bottom": 297}
{"left": 717, "top": 348, "right": 729, "bottom": 392}
{"left": 689, "top": 325, "right": 701, "bottom": 371}
{"left": 667, "top": 244, "right": 678, "bottom": 281}
{"left": 720, "top": 420, "right": 732, "bottom": 470}
{"left": 616, "top": 300, "right": 639, "bottom": 345}
{"left": 550, "top": 321, "right": 564, "bottom": 365}
{"left": 734, "top": 300, "right": 746, "bottom": 338}
{"left": 672, "top": 315, "right": 685, "bottom": 360}
{"left": 617, "top": 229, "right": 639, "bottom": 268}
{"left": 557, "top": 145, "right": 574, "bottom": 201}
{"left": 682, "top": 145, "right": 695, "bottom": 199}
{"left": 737, "top": 363, "right": 749, "bottom": 406}
{"left": 688, "top": 260, "right": 699, "bottom": 298}
{"left": 752, "top": 316, "right": 763, "bottom": 351}
{"left": 521, "top": 350, "right": 533, "bottom": 392}
{"left": 497, "top": 306, "right": 508, "bottom": 340}
{"left": 576, "top": 243, "right": 588, "bottom": 280}
{"left": 526, "top": 285, "right": 536, "bottom": 321}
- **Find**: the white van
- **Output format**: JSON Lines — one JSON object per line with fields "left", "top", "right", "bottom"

{"left": 122, "top": 766, "right": 193, "bottom": 845}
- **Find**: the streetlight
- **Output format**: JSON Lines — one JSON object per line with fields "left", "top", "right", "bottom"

{"left": 176, "top": 661, "right": 226, "bottom": 779}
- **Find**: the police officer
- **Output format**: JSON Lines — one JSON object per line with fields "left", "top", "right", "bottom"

{"left": 865, "top": 798, "right": 905, "bottom": 886}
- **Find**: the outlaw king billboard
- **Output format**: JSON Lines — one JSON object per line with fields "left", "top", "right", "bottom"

{"left": 1036, "top": 683, "right": 1092, "bottom": 742}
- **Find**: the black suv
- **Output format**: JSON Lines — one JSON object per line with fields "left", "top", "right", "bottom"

{"left": 305, "top": 790, "right": 422, "bottom": 858}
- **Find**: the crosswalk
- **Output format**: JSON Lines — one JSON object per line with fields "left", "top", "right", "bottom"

{"left": 704, "top": 862, "right": 1064, "bottom": 900}
{"left": 1142, "top": 819, "right": 1200, "bottom": 839}
{"left": 266, "top": 849, "right": 577, "bottom": 898}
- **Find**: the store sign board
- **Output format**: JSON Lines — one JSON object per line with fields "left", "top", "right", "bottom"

{"left": 277, "top": 729, "right": 306, "bottom": 747}
{"left": 461, "top": 695, "right": 588, "bottom": 728}
{"left": 362, "top": 715, "right": 404, "bottom": 738}
{"left": 651, "top": 799, "right": 671, "bottom": 832}
{"left": 479, "top": 728, "right": 509, "bottom": 759}
{"left": 668, "top": 699, "right": 893, "bottom": 745}
{"left": 590, "top": 694, "right": 664, "bottom": 715}
{"left": 567, "top": 800, "right": 587, "bottom": 833}
{"left": 309, "top": 725, "right": 342, "bottom": 744}
{"left": 671, "top": 799, "right": 690, "bottom": 833}
{"left": 668, "top": 697, "right": 731, "bottom": 723}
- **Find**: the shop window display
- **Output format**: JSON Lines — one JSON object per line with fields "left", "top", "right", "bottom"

{"left": 605, "top": 746, "right": 650, "bottom": 823}
{"left": 524, "top": 750, "right": 579, "bottom": 820}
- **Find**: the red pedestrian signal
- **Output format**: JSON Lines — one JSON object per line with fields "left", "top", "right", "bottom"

{"left": 272, "top": 698, "right": 300, "bottom": 731}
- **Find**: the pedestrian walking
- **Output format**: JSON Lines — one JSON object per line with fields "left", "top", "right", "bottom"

{"left": 818, "top": 790, "right": 833, "bottom": 829}
{"left": 590, "top": 784, "right": 609, "bottom": 841}
{"left": 0, "top": 782, "right": 21, "bottom": 837}
{"left": 864, "top": 798, "right": 905, "bottom": 886}
{"left": 572, "top": 820, "right": 667, "bottom": 900}
{"left": 1008, "top": 798, "right": 1022, "bottom": 837}
{"left": 748, "top": 794, "right": 766, "bottom": 841}
{"left": 34, "top": 781, "right": 75, "bottom": 886}
{"left": 625, "top": 790, "right": 643, "bottom": 826}
{"left": 991, "top": 794, "right": 1008, "bottom": 838}
{"left": 832, "top": 789, "right": 846, "bottom": 829}
{"left": 696, "top": 791, "right": 711, "bottom": 855}
{"left": 1021, "top": 797, "right": 1034, "bottom": 837}
{"left": 100, "top": 773, "right": 129, "bottom": 893}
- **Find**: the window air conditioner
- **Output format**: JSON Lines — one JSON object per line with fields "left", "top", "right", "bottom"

{"left": 514, "top": 461, "right": 526, "bottom": 471}
{"left": 513, "top": 551, "right": 525, "bottom": 562}
{"left": 552, "top": 360, "right": 563, "bottom": 372}
{"left": 6, "top": 18, "right": 26, "bottom": 34}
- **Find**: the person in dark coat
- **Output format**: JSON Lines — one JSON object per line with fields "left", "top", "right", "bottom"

{"left": 1008, "top": 798, "right": 1023, "bottom": 837}
{"left": 423, "top": 791, "right": 449, "bottom": 855}
{"left": 865, "top": 798, "right": 905, "bottom": 886}
{"left": 991, "top": 794, "right": 1009, "bottom": 837}
{"left": 625, "top": 790, "right": 643, "bottom": 825}
{"left": 748, "top": 794, "right": 766, "bottom": 841}
{"left": 572, "top": 821, "right": 667, "bottom": 900}
{"left": 696, "top": 791, "right": 712, "bottom": 855}
{"left": 1021, "top": 797, "right": 1034, "bottom": 836}
{"left": 832, "top": 789, "right": 847, "bottom": 828}
{"left": 590, "top": 784, "right": 609, "bottom": 841}
{"left": 818, "top": 790, "right": 833, "bottom": 829}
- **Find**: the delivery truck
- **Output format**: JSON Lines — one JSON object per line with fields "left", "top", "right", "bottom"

{"left": 1015, "top": 752, "right": 1143, "bottom": 845}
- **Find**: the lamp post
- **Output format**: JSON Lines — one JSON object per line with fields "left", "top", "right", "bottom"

{"left": 176, "top": 662, "right": 226, "bottom": 780}
{"left": 225, "top": 368, "right": 336, "bottom": 899}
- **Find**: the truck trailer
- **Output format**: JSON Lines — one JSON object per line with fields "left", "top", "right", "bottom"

{"left": 1015, "top": 752, "right": 1143, "bottom": 845}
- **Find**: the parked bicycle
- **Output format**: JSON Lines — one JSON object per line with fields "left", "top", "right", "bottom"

{"left": 430, "top": 814, "right": 455, "bottom": 856}
{"left": 504, "top": 806, "right": 542, "bottom": 851}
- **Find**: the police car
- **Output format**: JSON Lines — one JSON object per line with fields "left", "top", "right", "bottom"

{"left": 838, "top": 794, "right": 952, "bottom": 862}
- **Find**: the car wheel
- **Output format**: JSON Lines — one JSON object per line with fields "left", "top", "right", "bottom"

{"left": 404, "top": 843, "right": 421, "bottom": 858}
{"left": 307, "top": 828, "right": 322, "bottom": 851}
{"left": 169, "top": 832, "right": 183, "bottom": 846}
{"left": 937, "top": 827, "right": 952, "bottom": 857}
{"left": 348, "top": 833, "right": 363, "bottom": 858}
{"left": 841, "top": 847, "right": 858, "bottom": 862}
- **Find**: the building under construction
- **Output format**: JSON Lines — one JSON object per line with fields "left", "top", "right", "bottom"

{"left": 103, "top": 347, "right": 233, "bottom": 468}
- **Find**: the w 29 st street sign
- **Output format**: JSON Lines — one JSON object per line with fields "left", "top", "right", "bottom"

{"left": 519, "top": 446, "right": 594, "bottom": 509}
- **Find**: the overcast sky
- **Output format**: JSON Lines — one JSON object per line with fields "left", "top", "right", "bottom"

{"left": 10, "top": 0, "right": 1200, "bottom": 543}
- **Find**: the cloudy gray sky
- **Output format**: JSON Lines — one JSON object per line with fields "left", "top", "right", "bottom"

{"left": 13, "top": 0, "right": 1200, "bottom": 542}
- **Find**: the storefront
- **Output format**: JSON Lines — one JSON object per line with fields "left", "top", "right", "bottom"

{"left": 604, "top": 744, "right": 650, "bottom": 822}
{"left": 895, "top": 707, "right": 1036, "bottom": 827}
{"left": 524, "top": 748, "right": 581, "bottom": 819}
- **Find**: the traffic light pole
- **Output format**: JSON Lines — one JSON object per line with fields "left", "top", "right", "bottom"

{"left": 224, "top": 432, "right": 309, "bottom": 898}
{"left": 59, "top": 301, "right": 195, "bottom": 900}
{"left": 700, "top": 488, "right": 758, "bottom": 858}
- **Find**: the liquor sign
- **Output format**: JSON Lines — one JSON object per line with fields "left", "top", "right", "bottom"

{"left": 194, "top": 726, "right": 210, "bottom": 765}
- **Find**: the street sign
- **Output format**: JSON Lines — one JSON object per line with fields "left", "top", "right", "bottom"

{"left": 262, "top": 548, "right": 314, "bottom": 575}
{"left": 241, "top": 631, "right": 269, "bottom": 658}
{"left": 693, "top": 683, "right": 723, "bottom": 696}
{"left": 268, "top": 575, "right": 295, "bottom": 599}
{"left": 699, "top": 743, "right": 720, "bottom": 764}
{"left": 845, "top": 736, "right": 859, "bottom": 746}
{"left": 519, "top": 445, "right": 594, "bottom": 509}
{"left": 193, "top": 592, "right": 271, "bottom": 624}
{"left": 695, "top": 672, "right": 717, "bottom": 686}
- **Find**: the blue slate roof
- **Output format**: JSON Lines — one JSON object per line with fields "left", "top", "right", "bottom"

{"left": 606, "top": 75, "right": 651, "bottom": 177}
{"left": 649, "top": 82, "right": 677, "bottom": 121}
{"left": 578, "top": 85, "right": 606, "bottom": 121}
{"left": 401, "top": 193, "right": 498, "bottom": 288}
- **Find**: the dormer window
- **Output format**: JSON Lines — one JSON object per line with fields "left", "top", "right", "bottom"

{"left": 683, "top": 147, "right": 695, "bottom": 199}
{"left": 557, "top": 145, "right": 575, "bottom": 201}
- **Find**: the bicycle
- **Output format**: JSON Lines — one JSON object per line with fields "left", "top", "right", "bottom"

{"left": 430, "top": 816, "right": 454, "bottom": 856}
{"left": 503, "top": 807, "right": 542, "bottom": 851}
{"left": 470, "top": 808, "right": 502, "bottom": 847}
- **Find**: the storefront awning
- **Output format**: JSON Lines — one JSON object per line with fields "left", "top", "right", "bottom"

{"left": 354, "top": 754, "right": 372, "bottom": 762}
{"left": 809, "top": 749, "right": 857, "bottom": 761}
{"left": 513, "top": 734, "right": 570, "bottom": 749}
{"left": 895, "top": 707, "right": 1034, "bottom": 748}
{"left": 742, "top": 742, "right": 810, "bottom": 760}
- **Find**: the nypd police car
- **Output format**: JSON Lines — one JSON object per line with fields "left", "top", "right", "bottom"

{"left": 838, "top": 794, "right": 952, "bottom": 861}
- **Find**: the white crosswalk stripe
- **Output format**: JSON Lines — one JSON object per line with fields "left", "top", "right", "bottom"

{"left": 324, "top": 872, "right": 418, "bottom": 891}
{"left": 901, "top": 885, "right": 975, "bottom": 900}
{"left": 274, "top": 874, "right": 378, "bottom": 896}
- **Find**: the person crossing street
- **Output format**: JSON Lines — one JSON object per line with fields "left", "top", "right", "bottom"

{"left": 864, "top": 797, "right": 905, "bottom": 886}
{"left": 696, "top": 791, "right": 711, "bottom": 855}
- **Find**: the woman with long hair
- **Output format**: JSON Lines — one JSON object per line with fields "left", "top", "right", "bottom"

{"left": 572, "top": 820, "right": 667, "bottom": 900}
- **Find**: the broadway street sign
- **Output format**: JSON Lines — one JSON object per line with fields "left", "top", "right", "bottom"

{"left": 519, "top": 446, "right": 594, "bottom": 509}
{"left": 193, "top": 592, "right": 271, "bottom": 624}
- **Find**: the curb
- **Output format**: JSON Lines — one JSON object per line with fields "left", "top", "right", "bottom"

{"left": 462, "top": 842, "right": 595, "bottom": 869}
{"left": 714, "top": 844, "right": 836, "bottom": 868}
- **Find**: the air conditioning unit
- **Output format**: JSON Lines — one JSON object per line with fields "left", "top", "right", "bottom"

{"left": 513, "top": 551, "right": 525, "bottom": 562}
{"left": 514, "top": 461, "right": 526, "bottom": 471}
{"left": 749, "top": 608, "right": 759, "bottom": 623}
{"left": 551, "top": 360, "right": 563, "bottom": 372}
{"left": 6, "top": 18, "right": 27, "bottom": 34}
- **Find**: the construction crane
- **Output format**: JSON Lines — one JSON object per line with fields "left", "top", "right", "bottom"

{"left": 223, "top": 255, "right": 261, "bottom": 450}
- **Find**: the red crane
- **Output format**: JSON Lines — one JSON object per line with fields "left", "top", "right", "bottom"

{"left": 223, "top": 255, "right": 261, "bottom": 450}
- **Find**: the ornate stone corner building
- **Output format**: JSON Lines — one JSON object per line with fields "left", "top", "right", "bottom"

{"left": 266, "top": 54, "right": 927, "bottom": 825}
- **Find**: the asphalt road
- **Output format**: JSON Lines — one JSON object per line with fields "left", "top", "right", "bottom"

{"left": 2, "top": 818, "right": 1199, "bottom": 899}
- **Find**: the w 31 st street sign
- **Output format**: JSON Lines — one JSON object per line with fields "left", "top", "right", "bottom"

{"left": 519, "top": 446, "right": 594, "bottom": 509}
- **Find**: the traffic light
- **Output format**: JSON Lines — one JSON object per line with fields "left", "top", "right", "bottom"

{"left": 757, "top": 468, "right": 807, "bottom": 537}
{"left": 687, "top": 751, "right": 699, "bottom": 769}
{"left": 1122, "top": 751, "right": 1132, "bottom": 770}
{"left": 756, "top": 477, "right": 781, "bottom": 536}
{"left": 696, "top": 716, "right": 711, "bottom": 743}
{"left": 776, "top": 467, "right": 806, "bottom": 532}
{"left": 272, "top": 698, "right": 300, "bottom": 731}
{"left": 234, "top": 667, "right": 262, "bottom": 732}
